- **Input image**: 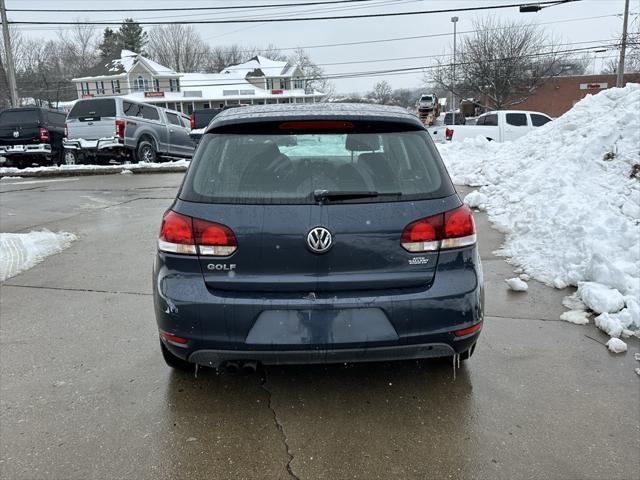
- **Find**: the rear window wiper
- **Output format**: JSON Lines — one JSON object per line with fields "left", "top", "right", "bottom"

{"left": 313, "top": 190, "right": 402, "bottom": 202}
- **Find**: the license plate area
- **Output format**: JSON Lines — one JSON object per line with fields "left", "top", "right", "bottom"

{"left": 245, "top": 308, "right": 398, "bottom": 345}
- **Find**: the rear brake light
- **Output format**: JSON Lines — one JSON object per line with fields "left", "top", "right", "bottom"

{"left": 64, "top": 123, "right": 68, "bottom": 138}
{"left": 189, "top": 113, "right": 195, "bottom": 129}
{"left": 401, "top": 205, "right": 476, "bottom": 252}
{"left": 115, "top": 119, "right": 125, "bottom": 139}
{"left": 454, "top": 320, "right": 483, "bottom": 337}
{"left": 445, "top": 127, "right": 454, "bottom": 141}
{"left": 38, "top": 127, "right": 49, "bottom": 142}
{"left": 193, "top": 218, "right": 237, "bottom": 256}
{"left": 159, "top": 330, "right": 188, "bottom": 346}
{"left": 158, "top": 210, "right": 237, "bottom": 256}
{"left": 279, "top": 120, "right": 354, "bottom": 130}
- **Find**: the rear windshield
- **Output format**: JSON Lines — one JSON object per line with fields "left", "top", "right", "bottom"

{"left": 180, "top": 122, "right": 454, "bottom": 204}
{"left": 0, "top": 110, "right": 40, "bottom": 125}
{"left": 68, "top": 99, "right": 116, "bottom": 118}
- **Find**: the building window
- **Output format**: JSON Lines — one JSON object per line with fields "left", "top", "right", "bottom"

{"left": 266, "top": 78, "right": 274, "bottom": 90}
{"left": 278, "top": 79, "right": 286, "bottom": 90}
{"left": 111, "top": 80, "right": 121, "bottom": 94}
{"left": 136, "top": 76, "right": 145, "bottom": 92}
{"left": 154, "top": 78, "right": 160, "bottom": 92}
{"left": 294, "top": 78, "right": 305, "bottom": 89}
{"left": 169, "top": 78, "right": 180, "bottom": 92}
{"left": 81, "top": 82, "right": 90, "bottom": 95}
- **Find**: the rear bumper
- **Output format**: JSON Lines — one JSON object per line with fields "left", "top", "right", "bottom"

{"left": 153, "top": 246, "right": 484, "bottom": 366}
{"left": 0, "top": 144, "right": 51, "bottom": 155}
{"left": 63, "top": 137, "right": 124, "bottom": 151}
{"left": 188, "top": 342, "right": 465, "bottom": 368}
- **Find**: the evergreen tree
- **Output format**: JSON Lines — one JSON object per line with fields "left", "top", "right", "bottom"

{"left": 118, "top": 19, "right": 147, "bottom": 55}
{"left": 98, "top": 27, "right": 122, "bottom": 60}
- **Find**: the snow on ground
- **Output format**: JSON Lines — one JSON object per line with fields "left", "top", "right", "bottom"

{"left": 0, "top": 231, "right": 77, "bottom": 281}
{"left": 0, "top": 159, "right": 189, "bottom": 177}
{"left": 437, "top": 84, "right": 640, "bottom": 350}
{"left": 505, "top": 277, "right": 528, "bottom": 292}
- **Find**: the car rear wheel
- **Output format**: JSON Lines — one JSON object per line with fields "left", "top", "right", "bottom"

{"left": 160, "top": 340, "right": 193, "bottom": 371}
{"left": 137, "top": 141, "right": 157, "bottom": 163}
{"left": 61, "top": 149, "right": 77, "bottom": 166}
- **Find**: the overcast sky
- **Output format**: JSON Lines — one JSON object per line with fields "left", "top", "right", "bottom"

{"left": 6, "top": 0, "right": 632, "bottom": 93}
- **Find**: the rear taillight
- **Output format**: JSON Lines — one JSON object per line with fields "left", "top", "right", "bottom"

{"left": 401, "top": 205, "right": 476, "bottom": 252}
{"left": 64, "top": 123, "right": 68, "bottom": 139}
{"left": 158, "top": 211, "right": 237, "bottom": 257}
{"left": 454, "top": 320, "right": 483, "bottom": 337}
{"left": 115, "top": 119, "right": 125, "bottom": 139}
{"left": 159, "top": 330, "right": 188, "bottom": 346}
{"left": 38, "top": 127, "right": 49, "bottom": 142}
{"left": 189, "top": 113, "right": 195, "bottom": 130}
{"left": 445, "top": 127, "right": 454, "bottom": 141}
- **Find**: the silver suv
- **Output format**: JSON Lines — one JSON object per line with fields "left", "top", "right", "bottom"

{"left": 63, "top": 97, "right": 195, "bottom": 164}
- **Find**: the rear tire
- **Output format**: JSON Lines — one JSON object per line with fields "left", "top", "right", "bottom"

{"left": 61, "top": 149, "right": 77, "bottom": 166}
{"left": 136, "top": 140, "right": 157, "bottom": 163}
{"left": 160, "top": 340, "right": 193, "bottom": 371}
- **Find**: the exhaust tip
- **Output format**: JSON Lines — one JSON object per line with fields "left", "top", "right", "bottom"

{"left": 224, "top": 361, "right": 240, "bottom": 374}
{"left": 241, "top": 360, "right": 258, "bottom": 374}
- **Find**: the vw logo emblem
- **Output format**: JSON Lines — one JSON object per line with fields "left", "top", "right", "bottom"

{"left": 306, "top": 227, "right": 332, "bottom": 254}
{"left": 12, "top": 131, "right": 19, "bottom": 138}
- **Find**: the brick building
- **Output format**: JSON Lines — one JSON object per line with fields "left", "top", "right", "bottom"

{"left": 505, "top": 74, "right": 640, "bottom": 117}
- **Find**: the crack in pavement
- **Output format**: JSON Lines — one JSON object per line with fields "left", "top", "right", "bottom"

{"left": 485, "top": 314, "right": 565, "bottom": 323}
{"left": 1, "top": 283, "right": 151, "bottom": 296}
{"left": 10, "top": 196, "right": 172, "bottom": 233}
{"left": 259, "top": 369, "right": 300, "bottom": 480}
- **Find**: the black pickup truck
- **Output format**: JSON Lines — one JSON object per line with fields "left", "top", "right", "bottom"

{"left": 0, "top": 107, "right": 67, "bottom": 167}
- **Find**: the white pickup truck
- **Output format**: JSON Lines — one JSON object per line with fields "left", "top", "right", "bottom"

{"left": 428, "top": 110, "right": 552, "bottom": 143}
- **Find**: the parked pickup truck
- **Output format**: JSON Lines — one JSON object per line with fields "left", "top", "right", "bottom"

{"left": 0, "top": 107, "right": 66, "bottom": 167}
{"left": 63, "top": 97, "right": 195, "bottom": 164}
{"left": 428, "top": 110, "right": 552, "bottom": 143}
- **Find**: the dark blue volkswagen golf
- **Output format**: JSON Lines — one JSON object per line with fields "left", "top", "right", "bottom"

{"left": 153, "top": 104, "right": 483, "bottom": 371}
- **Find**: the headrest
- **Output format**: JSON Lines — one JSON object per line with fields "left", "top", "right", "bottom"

{"left": 345, "top": 134, "right": 380, "bottom": 152}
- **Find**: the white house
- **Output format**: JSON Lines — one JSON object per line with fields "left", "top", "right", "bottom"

{"left": 70, "top": 50, "right": 324, "bottom": 113}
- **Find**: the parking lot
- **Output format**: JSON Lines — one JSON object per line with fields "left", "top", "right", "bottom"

{"left": 1, "top": 173, "right": 638, "bottom": 480}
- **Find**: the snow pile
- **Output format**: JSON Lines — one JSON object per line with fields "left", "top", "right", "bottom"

{"left": 505, "top": 277, "right": 528, "bottom": 292}
{"left": 0, "top": 231, "right": 77, "bottom": 281}
{"left": 438, "top": 84, "right": 640, "bottom": 347}
{"left": 0, "top": 159, "right": 190, "bottom": 177}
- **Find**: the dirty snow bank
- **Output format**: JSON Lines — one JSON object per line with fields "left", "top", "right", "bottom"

{"left": 0, "top": 159, "right": 190, "bottom": 177}
{"left": 0, "top": 231, "right": 76, "bottom": 281}
{"left": 438, "top": 84, "right": 640, "bottom": 347}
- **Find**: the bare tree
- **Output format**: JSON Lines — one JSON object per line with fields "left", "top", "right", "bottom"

{"left": 287, "top": 47, "right": 334, "bottom": 98}
{"left": 147, "top": 25, "right": 212, "bottom": 72}
{"left": 56, "top": 22, "right": 99, "bottom": 77}
{"left": 370, "top": 80, "right": 393, "bottom": 104}
{"left": 428, "top": 16, "right": 567, "bottom": 109}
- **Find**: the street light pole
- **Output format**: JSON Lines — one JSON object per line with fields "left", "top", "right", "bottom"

{"left": 616, "top": 0, "right": 630, "bottom": 88}
{"left": 450, "top": 16, "right": 459, "bottom": 113}
{"left": 0, "top": 0, "right": 19, "bottom": 107}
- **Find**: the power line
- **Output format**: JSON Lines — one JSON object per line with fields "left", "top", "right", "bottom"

{"left": 7, "top": 0, "right": 581, "bottom": 25}
{"left": 5, "top": 0, "right": 384, "bottom": 13}
{"left": 18, "top": 42, "right": 630, "bottom": 95}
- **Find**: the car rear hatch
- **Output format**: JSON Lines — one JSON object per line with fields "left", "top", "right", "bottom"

{"left": 0, "top": 109, "right": 42, "bottom": 146}
{"left": 66, "top": 98, "right": 117, "bottom": 140}
{"left": 172, "top": 119, "right": 458, "bottom": 294}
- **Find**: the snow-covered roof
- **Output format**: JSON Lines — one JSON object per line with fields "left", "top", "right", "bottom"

{"left": 73, "top": 50, "right": 179, "bottom": 81}
{"left": 222, "top": 55, "right": 294, "bottom": 77}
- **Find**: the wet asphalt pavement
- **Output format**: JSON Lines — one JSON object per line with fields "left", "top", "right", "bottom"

{"left": 0, "top": 173, "right": 638, "bottom": 480}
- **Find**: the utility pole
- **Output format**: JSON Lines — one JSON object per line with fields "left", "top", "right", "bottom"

{"left": 1, "top": 0, "right": 19, "bottom": 107}
{"left": 450, "top": 16, "right": 459, "bottom": 113}
{"left": 616, "top": 0, "right": 630, "bottom": 88}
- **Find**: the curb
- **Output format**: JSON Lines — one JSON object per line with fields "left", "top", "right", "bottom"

{"left": 0, "top": 164, "right": 188, "bottom": 178}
